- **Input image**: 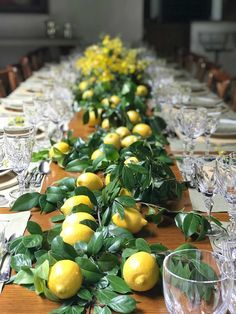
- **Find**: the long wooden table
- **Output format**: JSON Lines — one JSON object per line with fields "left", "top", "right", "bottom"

{"left": 0, "top": 112, "right": 228, "bottom": 314}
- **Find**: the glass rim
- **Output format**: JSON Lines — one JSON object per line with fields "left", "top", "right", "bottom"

{"left": 163, "top": 249, "right": 230, "bottom": 284}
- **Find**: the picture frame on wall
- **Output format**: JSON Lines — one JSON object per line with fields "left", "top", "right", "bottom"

{"left": 0, "top": 0, "right": 48, "bottom": 14}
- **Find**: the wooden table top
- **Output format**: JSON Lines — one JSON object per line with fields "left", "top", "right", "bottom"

{"left": 0, "top": 112, "right": 228, "bottom": 314}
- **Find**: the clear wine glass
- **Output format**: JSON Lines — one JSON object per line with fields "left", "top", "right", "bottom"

{"left": 0, "top": 134, "right": 8, "bottom": 206}
{"left": 163, "top": 249, "right": 233, "bottom": 314}
{"left": 216, "top": 154, "right": 236, "bottom": 237}
{"left": 4, "top": 125, "right": 35, "bottom": 199}
{"left": 204, "top": 111, "right": 221, "bottom": 156}
{"left": 194, "top": 156, "right": 222, "bottom": 236}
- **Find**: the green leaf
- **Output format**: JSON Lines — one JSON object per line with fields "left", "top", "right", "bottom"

{"left": 65, "top": 159, "right": 91, "bottom": 172}
{"left": 55, "top": 177, "right": 76, "bottom": 190}
{"left": 87, "top": 232, "right": 104, "bottom": 255}
{"left": 34, "top": 260, "right": 49, "bottom": 280}
{"left": 80, "top": 219, "right": 98, "bottom": 231}
{"left": 125, "top": 163, "right": 148, "bottom": 174}
{"left": 135, "top": 238, "right": 151, "bottom": 253}
{"left": 107, "top": 275, "right": 131, "bottom": 293}
{"left": 10, "top": 254, "right": 32, "bottom": 272}
{"left": 51, "top": 214, "right": 65, "bottom": 223}
{"left": 22, "top": 234, "right": 43, "bottom": 248}
{"left": 31, "top": 150, "right": 49, "bottom": 162}
{"left": 27, "top": 221, "right": 43, "bottom": 235}
{"left": 74, "top": 186, "right": 97, "bottom": 205}
{"left": 46, "top": 187, "right": 65, "bottom": 204}
{"left": 51, "top": 236, "right": 77, "bottom": 260}
{"left": 43, "top": 286, "right": 60, "bottom": 302}
{"left": 108, "top": 295, "right": 136, "bottom": 313}
{"left": 121, "top": 248, "right": 138, "bottom": 259}
{"left": 95, "top": 288, "right": 118, "bottom": 305}
{"left": 77, "top": 288, "right": 93, "bottom": 301}
{"left": 39, "top": 195, "right": 56, "bottom": 213}
{"left": 47, "top": 225, "right": 62, "bottom": 244}
{"left": 94, "top": 306, "right": 111, "bottom": 314}
{"left": 112, "top": 200, "right": 125, "bottom": 219}
{"left": 182, "top": 213, "right": 200, "bottom": 239}
{"left": 13, "top": 268, "right": 34, "bottom": 285}
{"left": 11, "top": 192, "right": 40, "bottom": 212}
{"left": 75, "top": 257, "right": 103, "bottom": 283}
{"left": 115, "top": 195, "right": 136, "bottom": 208}
{"left": 97, "top": 253, "right": 119, "bottom": 272}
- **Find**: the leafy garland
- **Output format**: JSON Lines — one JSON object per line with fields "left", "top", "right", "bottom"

{"left": 8, "top": 36, "right": 224, "bottom": 313}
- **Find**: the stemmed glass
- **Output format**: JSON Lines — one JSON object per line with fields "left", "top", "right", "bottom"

{"left": 163, "top": 249, "right": 233, "bottom": 314}
{"left": 203, "top": 111, "right": 221, "bottom": 155}
{"left": 0, "top": 134, "right": 8, "bottom": 206}
{"left": 216, "top": 153, "right": 236, "bottom": 237}
{"left": 4, "top": 125, "right": 35, "bottom": 199}
{"left": 194, "top": 156, "right": 222, "bottom": 236}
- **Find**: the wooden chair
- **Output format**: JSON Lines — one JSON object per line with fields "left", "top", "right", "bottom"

{"left": 207, "top": 68, "right": 231, "bottom": 98}
{"left": 0, "top": 66, "right": 21, "bottom": 95}
{"left": 0, "top": 79, "right": 6, "bottom": 97}
{"left": 20, "top": 56, "right": 32, "bottom": 80}
{"left": 223, "top": 78, "right": 236, "bottom": 111}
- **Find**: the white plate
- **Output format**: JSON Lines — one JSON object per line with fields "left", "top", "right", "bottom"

{"left": 0, "top": 172, "right": 17, "bottom": 191}
{"left": 190, "top": 96, "right": 223, "bottom": 108}
{"left": 1, "top": 99, "right": 23, "bottom": 111}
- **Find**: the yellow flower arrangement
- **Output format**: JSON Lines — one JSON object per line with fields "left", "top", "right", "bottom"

{"left": 76, "top": 35, "right": 148, "bottom": 82}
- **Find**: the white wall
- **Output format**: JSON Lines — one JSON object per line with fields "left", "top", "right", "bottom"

{"left": 191, "top": 21, "right": 236, "bottom": 75}
{"left": 0, "top": 0, "right": 144, "bottom": 66}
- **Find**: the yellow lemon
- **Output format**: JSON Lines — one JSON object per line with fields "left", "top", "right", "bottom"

{"left": 136, "top": 85, "right": 148, "bottom": 97}
{"left": 127, "top": 110, "right": 141, "bottom": 125}
{"left": 87, "top": 110, "right": 101, "bottom": 127}
{"left": 78, "top": 81, "right": 89, "bottom": 91}
{"left": 124, "top": 156, "right": 139, "bottom": 165}
{"left": 121, "top": 135, "right": 138, "bottom": 148}
{"left": 82, "top": 89, "right": 94, "bottom": 100}
{"left": 115, "top": 126, "right": 131, "bottom": 138}
{"left": 60, "top": 195, "right": 93, "bottom": 216}
{"left": 101, "top": 118, "right": 110, "bottom": 130}
{"left": 101, "top": 98, "right": 110, "bottom": 106}
{"left": 91, "top": 149, "right": 104, "bottom": 160}
{"left": 49, "top": 142, "right": 70, "bottom": 158}
{"left": 123, "top": 252, "right": 159, "bottom": 291}
{"left": 132, "top": 123, "right": 152, "bottom": 138}
{"left": 48, "top": 260, "right": 82, "bottom": 299}
{"left": 103, "top": 133, "right": 121, "bottom": 150}
{"left": 110, "top": 95, "right": 121, "bottom": 108}
{"left": 112, "top": 207, "right": 147, "bottom": 234}
{"left": 60, "top": 223, "right": 94, "bottom": 245}
{"left": 105, "top": 173, "right": 111, "bottom": 185}
{"left": 76, "top": 172, "right": 103, "bottom": 191}
{"left": 62, "top": 212, "right": 96, "bottom": 229}
{"left": 119, "top": 188, "right": 132, "bottom": 197}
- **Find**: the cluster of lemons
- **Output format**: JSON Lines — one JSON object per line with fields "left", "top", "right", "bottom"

{"left": 47, "top": 38, "right": 160, "bottom": 302}
{"left": 76, "top": 35, "right": 147, "bottom": 82}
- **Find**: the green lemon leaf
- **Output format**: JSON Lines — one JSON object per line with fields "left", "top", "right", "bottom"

{"left": 80, "top": 219, "right": 98, "bottom": 231}
{"left": 34, "top": 260, "right": 49, "bottom": 280}
{"left": 11, "top": 192, "right": 40, "bottom": 212}
{"left": 125, "top": 163, "right": 148, "bottom": 174}
{"left": 13, "top": 268, "right": 34, "bottom": 285}
{"left": 87, "top": 232, "right": 104, "bottom": 255}
{"left": 182, "top": 213, "right": 200, "bottom": 239}
{"left": 39, "top": 195, "right": 56, "bottom": 213}
{"left": 76, "top": 257, "right": 103, "bottom": 283}
{"left": 10, "top": 254, "right": 32, "bottom": 272}
{"left": 77, "top": 288, "right": 93, "bottom": 301}
{"left": 51, "top": 236, "right": 77, "bottom": 260}
{"left": 108, "top": 295, "right": 136, "bottom": 313}
{"left": 74, "top": 186, "right": 97, "bottom": 205}
{"left": 97, "top": 253, "right": 119, "bottom": 272}
{"left": 22, "top": 234, "right": 43, "bottom": 248}
{"left": 65, "top": 159, "right": 91, "bottom": 172}
{"left": 47, "top": 225, "right": 62, "bottom": 244}
{"left": 55, "top": 177, "right": 76, "bottom": 190}
{"left": 95, "top": 288, "right": 118, "bottom": 305}
{"left": 115, "top": 195, "right": 136, "bottom": 208}
{"left": 94, "top": 306, "right": 112, "bottom": 314}
{"left": 46, "top": 187, "right": 65, "bottom": 204}
{"left": 51, "top": 214, "right": 65, "bottom": 223}
{"left": 135, "top": 238, "right": 151, "bottom": 253}
{"left": 107, "top": 275, "right": 131, "bottom": 293}
{"left": 27, "top": 221, "right": 43, "bottom": 235}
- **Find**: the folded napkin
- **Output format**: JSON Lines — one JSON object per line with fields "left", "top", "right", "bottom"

{"left": 0, "top": 211, "right": 31, "bottom": 293}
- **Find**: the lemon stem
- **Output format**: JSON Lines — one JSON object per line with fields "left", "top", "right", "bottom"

{"left": 96, "top": 206, "right": 102, "bottom": 226}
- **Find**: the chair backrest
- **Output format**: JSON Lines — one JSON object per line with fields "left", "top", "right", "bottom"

{"left": 20, "top": 56, "right": 32, "bottom": 80}
{"left": 0, "top": 79, "right": 6, "bottom": 97}
{"left": 195, "top": 58, "right": 207, "bottom": 82}
{"left": 223, "top": 78, "right": 236, "bottom": 111}
{"left": 6, "top": 65, "right": 21, "bottom": 90}
{"left": 207, "top": 68, "right": 231, "bottom": 98}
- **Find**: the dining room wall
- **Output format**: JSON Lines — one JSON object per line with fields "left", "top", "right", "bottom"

{"left": 0, "top": 0, "right": 144, "bottom": 67}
